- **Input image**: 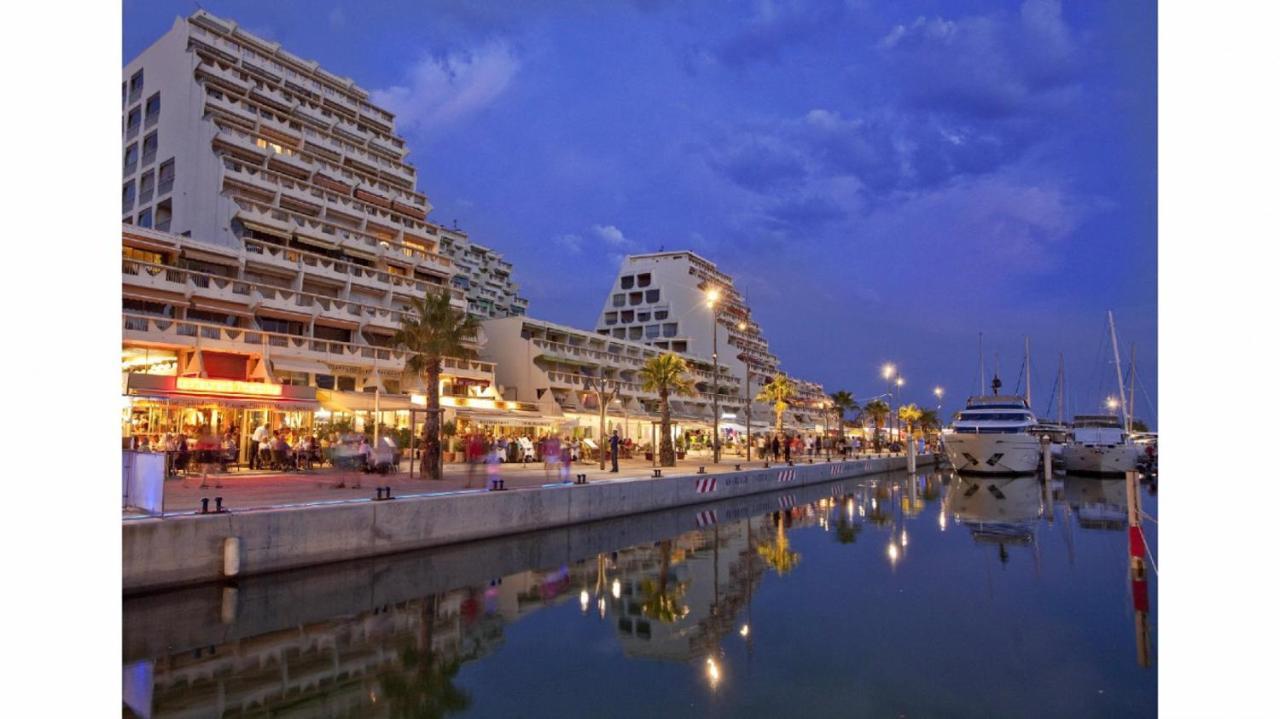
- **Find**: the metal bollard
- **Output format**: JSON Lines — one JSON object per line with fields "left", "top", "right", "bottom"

{"left": 215, "top": 497, "right": 224, "bottom": 513}
{"left": 734, "top": 464, "right": 742, "bottom": 471}
{"left": 697, "top": 466, "right": 706, "bottom": 474}
{"left": 652, "top": 469, "right": 662, "bottom": 478}
{"left": 763, "top": 462, "right": 770, "bottom": 468}
{"left": 201, "top": 497, "right": 209, "bottom": 514}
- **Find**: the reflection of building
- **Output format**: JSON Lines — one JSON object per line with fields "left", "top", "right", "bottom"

{"left": 608, "top": 522, "right": 765, "bottom": 662}
{"left": 593, "top": 252, "right": 827, "bottom": 430}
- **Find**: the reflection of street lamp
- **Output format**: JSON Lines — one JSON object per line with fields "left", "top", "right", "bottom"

{"left": 706, "top": 289, "right": 722, "bottom": 464}
{"left": 705, "top": 656, "right": 722, "bottom": 689}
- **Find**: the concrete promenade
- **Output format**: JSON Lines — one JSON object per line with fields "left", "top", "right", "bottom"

{"left": 124, "top": 451, "right": 937, "bottom": 594}
{"left": 147, "top": 450, "right": 910, "bottom": 515}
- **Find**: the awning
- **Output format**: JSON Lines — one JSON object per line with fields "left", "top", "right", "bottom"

{"left": 270, "top": 357, "right": 330, "bottom": 375}
{"left": 293, "top": 229, "right": 337, "bottom": 250}
{"left": 255, "top": 307, "right": 313, "bottom": 323}
{"left": 316, "top": 389, "right": 414, "bottom": 412}
{"left": 126, "top": 393, "right": 319, "bottom": 410}
{"left": 181, "top": 247, "right": 240, "bottom": 265}
{"left": 188, "top": 296, "right": 253, "bottom": 316}
{"left": 239, "top": 218, "right": 292, "bottom": 240}
{"left": 453, "top": 407, "right": 561, "bottom": 426}
{"left": 123, "top": 286, "right": 190, "bottom": 307}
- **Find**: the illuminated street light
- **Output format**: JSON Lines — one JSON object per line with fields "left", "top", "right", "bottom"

{"left": 934, "top": 386, "right": 944, "bottom": 399}
{"left": 881, "top": 363, "right": 896, "bottom": 380}
{"left": 1106, "top": 396, "right": 1119, "bottom": 411}
{"left": 896, "top": 377, "right": 905, "bottom": 388}
{"left": 739, "top": 624, "right": 750, "bottom": 638}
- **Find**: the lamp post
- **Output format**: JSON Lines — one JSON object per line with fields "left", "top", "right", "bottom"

{"left": 933, "top": 386, "right": 944, "bottom": 450}
{"left": 882, "top": 363, "right": 896, "bottom": 448}
{"left": 737, "top": 321, "right": 753, "bottom": 463}
{"left": 706, "top": 289, "right": 722, "bottom": 464}
{"left": 895, "top": 376, "right": 905, "bottom": 447}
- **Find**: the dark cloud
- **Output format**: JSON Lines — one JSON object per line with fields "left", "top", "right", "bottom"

{"left": 714, "top": 0, "right": 848, "bottom": 67}
{"left": 707, "top": 133, "right": 809, "bottom": 193}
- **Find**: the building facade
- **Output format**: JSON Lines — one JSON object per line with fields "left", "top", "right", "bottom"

{"left": 120, "top": 12, "right": 541, "bottom": 452}
{"left": 593, "top": 251, "right": 828, "bottom": 431}
{"left": 481, "top": 316, "right": 744, "bottom": 445}
{"left": 437, "top": 226, "right": 529, "bottom": 319}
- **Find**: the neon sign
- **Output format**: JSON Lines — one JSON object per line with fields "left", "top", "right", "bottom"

{"left": 176, "top": 377, "right": 283, "bottom": 397}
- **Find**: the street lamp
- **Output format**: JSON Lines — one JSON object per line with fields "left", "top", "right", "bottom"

{"left": 882, "top": 363, "right": 897, "bottom": 448}
{"left": 706, "top": 288, "right": 722, "bottom": 464}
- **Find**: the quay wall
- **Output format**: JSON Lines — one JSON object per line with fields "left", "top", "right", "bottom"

{"left": 123, "top": 454, "right": 936, "bottom": 593}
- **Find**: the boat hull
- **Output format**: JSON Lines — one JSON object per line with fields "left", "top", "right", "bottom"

{"left": 943, "top": 433, "right": 1041, "bottom": 475}
{"left": 1062, "top": 444, "right": 1140, "bottom": 476}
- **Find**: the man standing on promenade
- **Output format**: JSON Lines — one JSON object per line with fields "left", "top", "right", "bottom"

{"left": 250, "top": 421, "right": 269, "bottom": 470}
{"left": 610, "top": 429, "right": 621, "bottom": 473}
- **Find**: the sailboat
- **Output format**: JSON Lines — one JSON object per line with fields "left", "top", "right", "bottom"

{"left": 1061, "top": 312, "right": 1142, "bottom": 476}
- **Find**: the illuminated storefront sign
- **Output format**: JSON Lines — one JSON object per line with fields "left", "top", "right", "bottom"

{"left": 175, "top": 377, "right": 283, "bottom": 397}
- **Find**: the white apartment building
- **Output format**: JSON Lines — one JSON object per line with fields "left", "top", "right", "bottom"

{"left": 593, "top": 251, "right": 828, "bottom": 430}
{"left": 119, "top": 12, "right": 544, "bottom": 450}
{"left": 437, "top": 225, "right": 529, "bottom": 319}
{"left": 481, "top": 316, "right": 744, "bottom": 442}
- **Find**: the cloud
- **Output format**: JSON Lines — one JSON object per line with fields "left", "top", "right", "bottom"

{"left": 707, "top": 132, "right": 808, "bottom": 192}
{"left": 878, "top": 0, "right": 1079, "bottom": 120}
{"left": 554, "top": 233, "right": 583, "bottom": 254}
{"left": 592, "top": 224, "right": 629, "bottom": 246}
{"left": 371, "top": 42, "right": 519, "bottom": 135}
{"left": 714, "top": 0, "right": 848, "bottom": 67}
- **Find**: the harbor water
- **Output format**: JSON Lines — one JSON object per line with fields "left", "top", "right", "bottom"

{"left": 123, "top": 469, "right": 1157, "bottom": 718}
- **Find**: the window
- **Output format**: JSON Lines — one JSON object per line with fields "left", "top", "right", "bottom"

{"left": 612, "top": 293, "right": 625, "bottom": 308}
{"left": 123, "top": 246, "right": 163, "bottom": 264}
{"left": 645, "top": 325, "right": 660, "bottom": 339}
{"left": 126, "top": 107, "right": 141, "bottom": 138}
{"left": 123, "top": 143, "right": 138, "bottom": 174}
{"left": 122, "top": 181, "right": 136, "bottom": 213}
{"left": 672, "top": 341, "right": 688, "bottom": 353}
{"left": 157, "top": 158, "right": 175, "bottom": 195}
{"left": 314, "top": 374, "right": 335, "bottom": 390}
{"left": 654, "top": 310, "right": 668, "bottom": 320}
{"left": 144, "top": 93, "right": 160, "bottom": 126}
{"left": 645, "top": 289, "right": 660, "bottom": 303}
{"left": 254, "top": 137, "right": 294, "bottom": 156}
{"left": 612, "top": 328, "right": 625, "bottom": 338}
{"left": 137, "top": 208, "right": 153, "bottom": 228}
{"left": 637, "top": 312, "right": 650, "bottom": 322}
{"left": 257, "top": 316, "right": 305, "bottom": 335}
{"left": 663, "top": 322, "right": 679, "bottom": 338}
{"left": 337, "top": 376, "right": 357, "bottom": 392}
{"left": 141, "top": 131, "right": 158, "bottom": 166}
{"left": 185, "top": 308, "right": 235, "bottom": 325}
{"left": 637, "top": 273, "right": 651, "bottom": 287}
{"left": 620, "top": 275, "right": 634, "bottom": 289}
{"left": 155, "top": 199, "right": 172, "bottom": 232}
{"left": 123, "top": 298, "right": 173, "bottom": 317}
{"left": 604, "top": 312, "right": 618, "bottom": 325}
{"left": 138, "top": 170, "right": 155, "bottom": 204}
{"left": 621, "top": 310, "right": 635, "bottom": 323}
{"left": 628, "top": 327, "right": 643, "bottom": 340}
{"left": 629, "top": 292, "right": 642, "bottom": 306}
{"left": 129, "top": 69, "right": 143, "bottom": 102}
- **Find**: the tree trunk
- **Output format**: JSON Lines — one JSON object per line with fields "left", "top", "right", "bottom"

{"left": 774, "top": 403, "right": 783, "bottom": 436}
{"left": 425, "top": 361, "right": 443, "bottom": 480}
{"left": 659, "top": 388, "right": 675, "bottom": 467}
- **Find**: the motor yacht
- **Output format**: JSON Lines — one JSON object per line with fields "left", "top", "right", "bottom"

{"left": 1061, "top": 415, "right": 1140, "bottom": 476}
{"left": 942, "top": 376, "right": 1042, "bottom": 476}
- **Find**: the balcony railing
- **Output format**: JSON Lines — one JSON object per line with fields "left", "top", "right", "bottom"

{"left": 122, "top": 312, "right": 490, "bottom": 377}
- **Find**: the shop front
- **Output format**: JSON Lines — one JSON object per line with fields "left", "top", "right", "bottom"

{"left": 123, "top": 373, "right": 319, "bottom": 463}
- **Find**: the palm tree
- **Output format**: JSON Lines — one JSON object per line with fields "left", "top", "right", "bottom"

{"left": 394, "top": 291, "right": 479, "bottom": 481}
{"left": 863, "top": 399, "right": 890, "bottom": 451}
{"left": 917, "top": 408, "right": 940, "bottom": 441}
{"left": 898, "top": 403, "right": 923, "bottom": 441}
{"left": 757, "top": 374, "right": 797, "bottom": 436}
{"left": 830, "top": 390, "right": 858, "bottom": 423}
{"left": 638, "top": 353, "right": 695, "bottom": 467}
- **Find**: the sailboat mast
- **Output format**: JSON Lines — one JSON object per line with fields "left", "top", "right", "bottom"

{"left": 1057, "top": 353, "right": 1065, "bottom": 425}
{"left": 1128, "top": 344, "right": 1137, "bottom": 434}
{"left": 1024, "top": 336, "right": 1031, "bottom": 406}
{"left": 1107, "top": 311, "right": 1130, "bottom": 432}
{"left": 978, "top": 332, "right": 985, "bottom": 395}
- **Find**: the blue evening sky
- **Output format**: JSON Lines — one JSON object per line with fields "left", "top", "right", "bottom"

{"left": 124, "top": 0, "right": 1157, "bottom": 424}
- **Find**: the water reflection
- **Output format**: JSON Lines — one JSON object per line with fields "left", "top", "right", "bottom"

{"left": 123, "top": 469, "right": 1156, "bottom": 718}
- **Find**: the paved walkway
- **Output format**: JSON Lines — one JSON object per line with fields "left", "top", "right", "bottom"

{"left": 146, "top": 450, "right": 904, "bottom": 515}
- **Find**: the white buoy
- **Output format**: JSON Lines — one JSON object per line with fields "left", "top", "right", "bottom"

{"left": 223, "top": 536, "right": 241, "bottom": 578}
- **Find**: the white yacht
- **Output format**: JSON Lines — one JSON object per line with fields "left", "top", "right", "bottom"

{"left": 1061, "top": 415, "right": 1140, "bottom": 476}
{"left": 942, "top": 377, "right": 1042, "bottom": 476}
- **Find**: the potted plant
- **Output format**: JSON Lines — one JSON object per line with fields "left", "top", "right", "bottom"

{"left": 441, "top": 421, "right": 458, "bottom": 463}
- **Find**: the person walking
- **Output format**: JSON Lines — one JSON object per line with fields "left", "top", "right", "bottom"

{"left": 771, "top": 435, "right": 781, "bottom": 462}
{"left": 609, "top": 429, "right": 621, "bottom": 473}
{"left": 250, "top": 421, "right": 269, "bottom": 470}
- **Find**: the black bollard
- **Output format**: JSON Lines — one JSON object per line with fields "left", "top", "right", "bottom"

{"left": 215, "top": 497, "right": 224, "bottom": 513}
{"left": 652, "top": 469, "right": 662, "bottom": 478}
{"left": 201, "top": 497, "right": 209, "bottom": 514}
{"left": 787, "top": 461, "right": 794, "bottom": 467}
{"left": 376, "top": 487, "right": 384, "bottom": 500}
{"left": 697, "top": 466, "right": 706, "bottom": 474}
{"left": 385, "top": 486, "right": 393, "bottom": 499}
{"left": 734, "top": 464, "right": 742, "bottom": 471}
{"left": 763, "top": 462, "right": 770, "bottom": 468}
